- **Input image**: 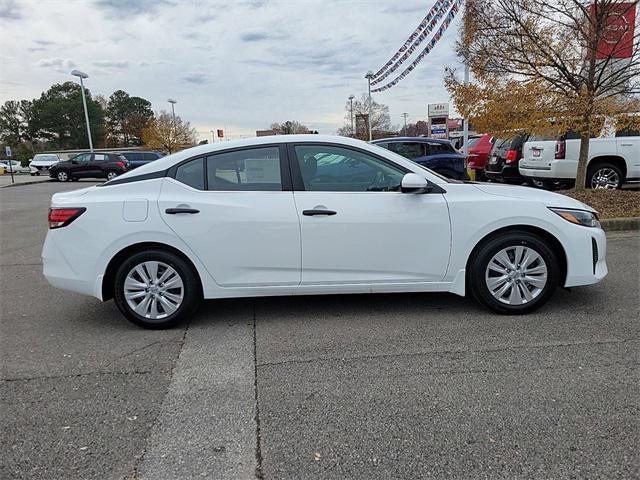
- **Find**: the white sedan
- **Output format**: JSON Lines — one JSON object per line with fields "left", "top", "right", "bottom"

{"left": 42, "top": 135, "right": 607, "bottom": 328}
{"left": 0, "top": 160, "right": 30, "bottom": 174}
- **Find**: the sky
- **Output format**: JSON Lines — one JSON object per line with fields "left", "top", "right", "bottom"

{"left": 0, "top": 0, "right": 464, "bottom": 141}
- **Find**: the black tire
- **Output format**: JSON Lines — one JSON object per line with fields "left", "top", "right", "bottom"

{"left": 113, "top": 249, "right": 201, "bottom": 329}
{"left": 56, "top": 170, "right": 69, "bottom": 182}
{"left": 587, "top": 162, "right": 622, "bottom": 189}
{"left": 468, "top": 231, "right": 559, "bottom": 314}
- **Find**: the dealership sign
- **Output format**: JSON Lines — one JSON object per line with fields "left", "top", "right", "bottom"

{"left": 428, "top": 103, "right": 449, "bottom": 117}
{"left": 589, "top": 2, "right": 636, "bottom": 59}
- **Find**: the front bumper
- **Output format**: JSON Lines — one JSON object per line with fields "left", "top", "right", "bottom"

{"left": 564, "top": 226, "right": 607, "bottom": 288}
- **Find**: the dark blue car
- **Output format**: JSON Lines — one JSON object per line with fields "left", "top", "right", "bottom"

{"left": 371, "top": 137, "right": 466, "bottom": 180}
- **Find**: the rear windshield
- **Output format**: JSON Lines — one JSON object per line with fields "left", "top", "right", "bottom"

{"left": 466, "top": 136, "right": 483, "bottom": 148}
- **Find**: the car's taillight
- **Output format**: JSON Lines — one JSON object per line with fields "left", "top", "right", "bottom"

{"left": 555, "top": 138, "right": 566, "bottom": 159}
{"left": 505, "top": 149, "right": 518, "bottom": 164}
{"left": 48, "top": 208, "right": 86, "bottom": 229}
{"left": 116, "top": 161, "right": 126, "bottom": 169}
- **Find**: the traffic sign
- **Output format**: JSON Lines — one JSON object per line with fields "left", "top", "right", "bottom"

{"left": 5, "top": 146, "right": 11, "bottom": 157}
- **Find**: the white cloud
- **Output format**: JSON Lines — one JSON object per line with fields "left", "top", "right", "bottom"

{"left": 1, "top": 0, "right": 462, "bottom": 138}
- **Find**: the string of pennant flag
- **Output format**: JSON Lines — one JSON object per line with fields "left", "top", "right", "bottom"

{"left": 370, "top": 0, "right": 464, "bottom": 93}
{"left": 371, "top": 0, "right": 454, "bottom": 83}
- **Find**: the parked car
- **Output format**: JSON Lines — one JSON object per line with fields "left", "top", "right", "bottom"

{"left": 0, "top": 160, "right": 30, "bottom": 174}
{"left": 119, "top": 151, "right": 165, "bottom": 169}
{"left": 465, "top": 134, "right": 495, "bottom": 181}
{"left": 484, "top": 133, "right": 530, "bottom": 184}
{"left": 43, "top": 135, "right": 607, "bottom": 329}
{"left": 371, "top": 137, "right": 466, "bottom": 180}
{"left": 519, "top": 129, "right": 640, "bottom": 189}
{"left": 49, "top": 152, "right": 129, "bottom": 182}
{"left": 29, "top": 153, "right": 62, "bottom": 175}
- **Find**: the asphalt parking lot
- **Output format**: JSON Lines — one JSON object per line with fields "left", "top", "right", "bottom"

{"left": 1, "top": 181, "right": 639, "bottom": 480}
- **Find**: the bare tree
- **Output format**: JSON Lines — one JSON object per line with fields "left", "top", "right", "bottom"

{"left": 337, "top": 93, "right": 392, "bottom": 140}
{"left": 449, "top": 0, "right": 640, "bottom": 190}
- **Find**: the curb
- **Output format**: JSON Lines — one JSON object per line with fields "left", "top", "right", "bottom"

{"left": 601, "top": 217, "right": 640, "bottom": 232}
{"left": 0, "top": 178, "right": 52, "bottom": 188}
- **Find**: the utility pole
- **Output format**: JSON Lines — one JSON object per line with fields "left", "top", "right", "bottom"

{"left": 210, "top": 130, "right": 215, "bottom": 143}
{"left": 402, "top": 113, "right": 409, "bottom": 136}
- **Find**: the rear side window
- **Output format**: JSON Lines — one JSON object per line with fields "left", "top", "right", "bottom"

{"left": 175, "top": 158, "right": 205, "bottom": 190}
{"left": 389, "top": 142, "right": 424, "bottom": 159}
{"left": 143, "top": 152, "right": 159, "bottom": 161}
{"left": 126, "top": 152, "right": 143, "bottom": 161}
{"left": 616, "top": 128, "right": 640, "bottom": 137}
{"left": 206, "top": 147, "right": 282, "bottom": 191}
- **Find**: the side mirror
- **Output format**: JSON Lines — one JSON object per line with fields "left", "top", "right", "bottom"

{"left": 401, "top": 173, "right": 431, "bottom": 194}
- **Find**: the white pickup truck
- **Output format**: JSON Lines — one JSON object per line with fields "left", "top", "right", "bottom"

{"left": 519, "top": 130, "right": 640, "bottom": 189}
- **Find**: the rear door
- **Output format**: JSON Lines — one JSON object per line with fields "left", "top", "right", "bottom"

{"left": 90, "top": 153, "right": 111, "bottom": 178}
{"left": 289, "top": 142, "right": 450, "bottom": 285}
{"left": 158, "top": 145, "right": 301, "bottom": 287}
{"left": 616, "top": 128, "right": 640, "bottom": 180}
{"left": 521, "top": 134, "right": 557, "bottom": 170}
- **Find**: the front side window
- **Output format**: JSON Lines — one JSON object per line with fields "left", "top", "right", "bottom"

{"left": 294, "top": 145, "right": 405, "bottom": 192}
{"left": 73, "top": 154, "right": 92, "bottom": 163}
{"left": 206, "top": 147, "right": 282, "bottom": 191}
{"left": 389, "top": 142, "right": 424, "bottom": 159}
{"left": 175, "top": 158, "right": 205, "bottom": 190}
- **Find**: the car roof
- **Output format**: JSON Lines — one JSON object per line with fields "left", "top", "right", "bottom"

{"left": 372, "top": 137, "right": 452, "bottom": 144}
{"left": 112, "top": 134, "right": 450, "bottom": 184}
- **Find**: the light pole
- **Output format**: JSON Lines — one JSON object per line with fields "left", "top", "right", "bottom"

{"left": 71, "top": 69, "right": 93, "bottom": 152}
{"left": 167, "top": 98, "right": 177, "bottom": 148}
{"left": 402, "top": 113, "right": 409, "bottom": 136}
{"left": 348, "top": 94, "right": 355, "bottom": 137}
{"left": 365, "top": 71, "right": 374, "bottom": 141}
{"left": 210, "top": 130, "right": 215, "bottom": 143}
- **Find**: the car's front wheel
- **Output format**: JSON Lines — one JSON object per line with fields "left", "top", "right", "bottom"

{"left": 113, "top": 250, "right": 201, "bottom": 329}
{"left": 468, "top": 232, "right": 559, "bottom": 314}
{"left": 56, "top": 170, "right": 69, "bottom": 182}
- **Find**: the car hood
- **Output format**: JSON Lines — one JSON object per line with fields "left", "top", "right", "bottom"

{"left": 472, "top": 183, "right": 596, "bottom": 212}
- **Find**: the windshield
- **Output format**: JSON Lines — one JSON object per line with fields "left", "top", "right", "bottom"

{"left": 367, "top": 142, "right": 451, "bottom": 183}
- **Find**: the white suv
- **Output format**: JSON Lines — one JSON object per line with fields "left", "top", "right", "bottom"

{"left": 519, "top": 129, "right": 640, "bottom": 189}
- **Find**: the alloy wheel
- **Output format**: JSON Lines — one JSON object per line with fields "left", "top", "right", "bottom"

{"left": 57, "top": 171, "right": 68, "bottom": 182}
{"left": 590, "top": 167, "right": 619, "bottom": 189}
{"left": 485, "top": 246, "right": 548, "bottom": 305}
{"left": 124, "top": 261, "right": 184, "bottom": 320}
{"left": 106, "top": 171, "right": 118, "bottom": 181}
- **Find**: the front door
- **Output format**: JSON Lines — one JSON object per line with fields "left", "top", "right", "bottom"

{"left": 158, "top": 145, "right": 301, "bottom": 287}
{"left": 289, "top": 143, "right": 451, "bottom": 285}
{"left": 69, "top": 153, "right": 93, "bottom": 177}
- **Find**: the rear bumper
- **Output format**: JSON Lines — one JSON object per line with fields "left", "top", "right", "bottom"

{"left": 42, "top": 233, "right": 98, "bottom": 298}
{"left": 520, "top": 159, "right": 578, "bottom": 179}
{"left": 484, "top": 164, "right": 523, "bottom": 183}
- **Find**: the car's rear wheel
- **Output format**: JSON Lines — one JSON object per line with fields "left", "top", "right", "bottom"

{"left": 468, "top": 232, "right": 559, "bottom": 314}
{"left": 106, "top": 170, "right": 118, "bottom": 181}
{"left": 56, "top": 170, "right": 69, "bottom": 182}
{"left": 588, "top": 163, "right": 622, "bottom": 189}
{"left": 113, "top": 250, "right": 201, "bottom": 329}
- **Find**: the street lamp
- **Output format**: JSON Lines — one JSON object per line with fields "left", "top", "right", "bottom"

{"left": 348, "top": 94, "right": 355, "bottom": 137}
{"left": 167, "top": 98, "right": 177, "bottom": 148}
{"left": 365, "top": 71, "right": 374, "bottom": 141}
{"left": 71, "top": 69, "right": 93, "bottom": 152}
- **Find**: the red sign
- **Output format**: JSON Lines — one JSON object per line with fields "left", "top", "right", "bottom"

{"left": 217, "top": 129, "right": 224, "bottom": 138}
{"left": 589, "top": 2, "right": 636, "bottom": 59}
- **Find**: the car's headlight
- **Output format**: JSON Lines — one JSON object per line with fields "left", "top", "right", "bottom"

{"left": 549, "top": 208, "right": 600, "bottom": 228}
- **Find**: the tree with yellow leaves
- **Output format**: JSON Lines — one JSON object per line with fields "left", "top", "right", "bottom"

{"left": 447, "top": 0, "right": 640, "bottom": 190}
{"left": 141, "top": 110, "right": 197, "bottom": 154}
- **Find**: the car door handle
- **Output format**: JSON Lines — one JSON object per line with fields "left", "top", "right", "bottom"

{"left": 620, "top": 143, "right": 633, "bottom": 146}
{"left": 302, "top": 209, "right": 337, "bottom": 216}
{"left": 165, "top": 208, "right": 200, "bottom": 215}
